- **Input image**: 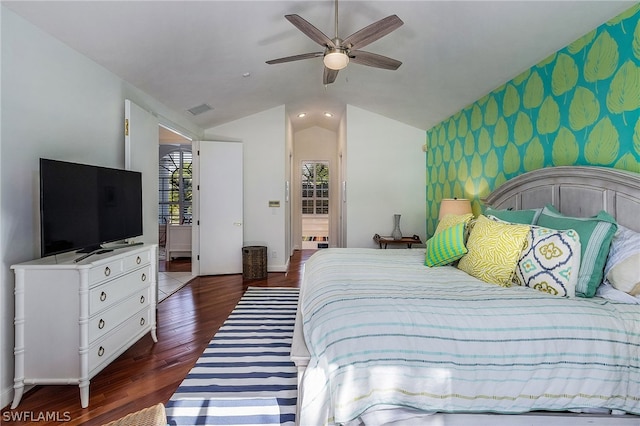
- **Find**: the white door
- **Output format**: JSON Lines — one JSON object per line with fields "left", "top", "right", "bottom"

{"left": 124, "top": 99, "right": 159, "bottom": 245}
{"left": 194, "top": 141, "right": 243, "bottom": 275}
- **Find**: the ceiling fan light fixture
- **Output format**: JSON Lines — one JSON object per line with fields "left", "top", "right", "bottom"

{"left": 266, "top": 3, "right": 403, "bottom": 84}
{"left": 323, "top": 50, "right": 349, "bottom": 70}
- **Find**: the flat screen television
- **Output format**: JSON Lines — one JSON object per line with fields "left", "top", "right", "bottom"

{"left": 39, "top": 158, "right": 143, "bottom": 257}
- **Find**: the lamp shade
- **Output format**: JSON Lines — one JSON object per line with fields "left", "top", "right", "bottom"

{"left": 323, "top": 51, "right": 349, "bottom": 70}
{"left": 438, "top": 198, "right": 472, "bottom": 219}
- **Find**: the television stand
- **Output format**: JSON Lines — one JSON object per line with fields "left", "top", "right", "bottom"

{"left": 73, "top": 249, "right": 113, "bottom": 263}
{"left": 74, "top": 243, "right": 144, "bottom": 263}
{"left": 105, "top": 242, "right": 144, "bottom": 250}
{"left": 76, "top": 245, "right": 103, "bottom": 254}
{"left": 74, "top": 252, "right": 96, "bottom": 263}
{"left": 11, "top": 244, "right": 158, "bottom": 408}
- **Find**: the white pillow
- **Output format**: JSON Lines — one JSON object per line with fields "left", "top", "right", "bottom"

{"left": 604, "top": 226, "right": 640, "bottom": 296}
{"left": 596, "top": 281, "right": 640, "bottom": 304}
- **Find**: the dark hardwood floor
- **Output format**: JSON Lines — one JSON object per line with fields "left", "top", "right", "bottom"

{"left": 1, "top": 250, "right": 315, "bottom": 426}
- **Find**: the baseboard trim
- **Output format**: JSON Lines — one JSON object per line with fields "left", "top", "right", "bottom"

{"left": 1, "top": 385, "right": 12, "bottom": 410}
{"left": 268, "top": 261, "right": 289, "bottom": 273}
{"left": 0, "top": 384, "right": 30, "bottom": 410}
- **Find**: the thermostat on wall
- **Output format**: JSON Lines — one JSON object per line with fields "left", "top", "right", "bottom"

{"left": 269, "top": 200, "right": 280, "bottom": 207}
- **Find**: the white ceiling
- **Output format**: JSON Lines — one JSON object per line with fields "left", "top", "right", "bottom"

{"left": 4, "top": 1, "right": 635, "bottom": 132}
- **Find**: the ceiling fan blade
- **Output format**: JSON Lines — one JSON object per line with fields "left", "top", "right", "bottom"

{"left": 342, "top": 15, "right": 403, "bottom": 50}
{"left": 323, "top": 67, "right": 339, "bottom": 85}
{"left": 349, "top": 50, "right": 402, "bottom": 70}
{"left": 285, "top": 14, "right": 336, "bottom": 48}
{"left": 266, "top": 52, "right": 323, "bottom": 65}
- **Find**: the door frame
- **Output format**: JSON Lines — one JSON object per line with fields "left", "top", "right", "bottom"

{"left": 300, "top": 160, "right": 330, "bottom": 249}
{"left": 293, "top": 158, "right": 339, "bottom": 250}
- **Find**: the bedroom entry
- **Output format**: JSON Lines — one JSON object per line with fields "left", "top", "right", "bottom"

{"left": 159, "top": 144, "right": 193, "bottom": 261}
{"left": 301, "top": 161, "right": 329, "bottom": 249}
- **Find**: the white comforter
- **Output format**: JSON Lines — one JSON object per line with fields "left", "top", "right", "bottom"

{"left": 299, "top": 248, "right": 640, "bottom": 425}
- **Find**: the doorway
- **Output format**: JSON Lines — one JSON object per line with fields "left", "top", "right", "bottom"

{"left": 158, "top": 125, "right": 192, "bottom": 270}
{"left": 291, "top": 125, "right": 339, "bottom": 251}
{"left": 301, "top": 161, "right": 329, "bottom": 249}
{"left": 157, "top": 125, "right": 193, "bottom": 300}
{"left": 159, "top": 145, "right": 193, "bottom": 261}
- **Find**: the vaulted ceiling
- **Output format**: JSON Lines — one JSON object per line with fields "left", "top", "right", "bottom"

{"left": 4, "top": 1, "right": 634, "bottom": 132}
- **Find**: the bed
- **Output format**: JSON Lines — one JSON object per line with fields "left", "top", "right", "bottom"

{"left": 291, "top": 166, "right": 640, "bottom": 425}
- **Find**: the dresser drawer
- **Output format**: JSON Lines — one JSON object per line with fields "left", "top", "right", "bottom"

{"left": 89, "top": 266, "right": 150, "bottom": 315}
{"left": 88, "top": 258, "right": 124, "bottom": 286}
{"left": 123, "top": 251, "right": 150, "bottom": 271}
{"left": 89, "top": 307, "right": 151, "bottom": 373}
{"left": 89, "top": 287, "right": 150, "bottom": 344}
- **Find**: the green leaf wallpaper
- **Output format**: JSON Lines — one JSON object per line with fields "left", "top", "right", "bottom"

{"left": 425, "top": 3, "right": 640, "bottom": 236}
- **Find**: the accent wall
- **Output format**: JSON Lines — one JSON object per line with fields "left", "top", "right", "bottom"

{"left": 425, "top": 3, "right": 640, "bottom": 236}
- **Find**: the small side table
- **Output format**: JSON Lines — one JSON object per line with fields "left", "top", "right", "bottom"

{"left": 373, "top": 234, "right": 422, "bottom": 249}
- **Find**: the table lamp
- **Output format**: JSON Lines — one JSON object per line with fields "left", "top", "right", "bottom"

{"left": 438, "top": 198, "right": 472, "bottom": 219}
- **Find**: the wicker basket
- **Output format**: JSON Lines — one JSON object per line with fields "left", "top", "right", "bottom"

{"left": 102, "top": 403, "right": 166, "bottom": 426}
{"left": 242, "top": 246, "right": 267, "bottom": 280}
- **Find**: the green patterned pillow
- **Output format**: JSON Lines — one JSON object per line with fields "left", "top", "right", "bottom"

{"left": 536, "top": 205, "right": 617, "bottom": 298}
{"left": 484, "top": 207, "right": 541, "bottom": 225}
{"left": 513, "top": 226, "right": 581, "bottom": 297}
{"left": 457, "top": 215, "right": 530, "bottom": 287}
{"left": 435, "top": 213, "right": 474, "bottom": 235}
{"left": 425, "top": 222, "right": 467, "bottom": 267}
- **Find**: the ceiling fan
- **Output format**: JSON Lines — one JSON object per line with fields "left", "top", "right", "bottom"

{"left": 266, "top": 0, "right": 403, "bottom": 84}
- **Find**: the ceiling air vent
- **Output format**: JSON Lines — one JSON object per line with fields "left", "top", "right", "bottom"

{"left": 187, "top": 103, "right": 213, "bottom": 116}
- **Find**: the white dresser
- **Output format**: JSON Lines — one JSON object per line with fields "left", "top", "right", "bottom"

{"left": 10, "top": 244, "right": 158, "bottom": 408}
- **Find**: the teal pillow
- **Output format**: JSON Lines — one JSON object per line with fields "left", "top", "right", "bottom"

{"left": 536, "top": 204, "right": 618, "bottom": 297}
{"left": 425, "top": 222, "right": 467, "bottom": 267}
{"left": 484, "top": 207, "right": 541, "bottom": 225}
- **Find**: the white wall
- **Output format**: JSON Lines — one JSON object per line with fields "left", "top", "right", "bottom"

{"left": 292, "top": 126, "right": 339, "bottom": 249}
{"left": 205, "top": 106, "right": 288, "bottom": 272}
{"left": 0, "top": 7, "right": 202, "bottom": 408}
{"left": 345, "top": 105, "right": 426, "bottom": 248}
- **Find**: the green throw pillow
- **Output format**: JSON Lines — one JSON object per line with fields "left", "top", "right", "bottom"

{"left": 484, "top": 207, "right": 541, "bottom": 225}
{"left": 425, "top": 222, "right": 467, "bottom": 267}
{"left": 536, "top": 204, "right": 618, "bottom": 298}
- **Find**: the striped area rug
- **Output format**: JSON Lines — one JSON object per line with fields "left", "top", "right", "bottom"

{"left": 166, "top": 287, "right": 299, "bottom": 426}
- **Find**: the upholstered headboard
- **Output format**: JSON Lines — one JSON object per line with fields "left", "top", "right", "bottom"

{"left": 484, "top": 166, "right": 640, "bottom": 233}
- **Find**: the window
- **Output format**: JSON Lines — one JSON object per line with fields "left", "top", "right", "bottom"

{"left": 301, "top": 162, "right": 329, "bottom": 215}
{"left": 159, "top": 147, "right": 192, "bottom": 224}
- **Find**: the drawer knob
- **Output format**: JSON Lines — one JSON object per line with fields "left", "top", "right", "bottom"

{"left": 141, "top": 273, "right": 147, "bottom": 282}
{"left": 98, "top": 319, "right": 105, "bottom": 330}
{"left": 140, "top": 295, "right": 145, "bottom": 304}
{"left": 140, "top": 317, "right": 146, "bottom": 326}
{"left": 100, "top": 291, "right": 107, "bottom": 302}
{"left": 98, "top": 346, "right": 105, "bottom": 357}
{"left": 136, "top": 256, "right": 141, "bottom": 264}
{"left": 104, "top": 266, "right": 111, "bottom": 277}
